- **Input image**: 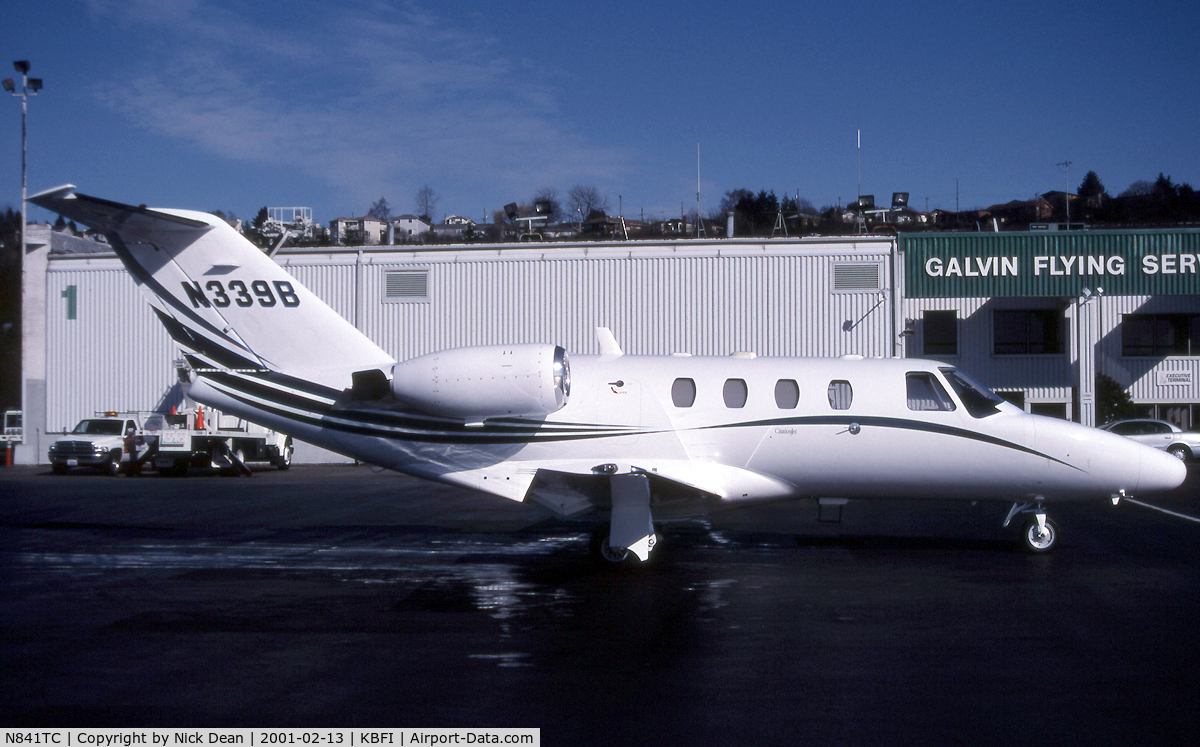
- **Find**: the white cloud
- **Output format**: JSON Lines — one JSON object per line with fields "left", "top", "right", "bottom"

{"left": 89, "top": 0, "right": 633, "bottom": 210}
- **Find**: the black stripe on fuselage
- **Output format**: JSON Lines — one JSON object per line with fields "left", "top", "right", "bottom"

{"left": 700, "top": 414, "right": 1082, "bottom": 471}
{"left": 197, "top": 369, "right": 1077, "bottom": 465}
{"left": 198, "top": 367, "right": 639, "bottom": 435}
{"left": 158, "top": 313, "right": 264, "bottom": 372}
{"left": 106, "top": 232, "right": 262, "bottom": 366}
{"left": 206, "top": 378, "right": 635, "bottom": 445}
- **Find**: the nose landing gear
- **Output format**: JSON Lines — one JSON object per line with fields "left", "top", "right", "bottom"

{"left": 1004, "top": 499, "right": 1059, "bottom": 553}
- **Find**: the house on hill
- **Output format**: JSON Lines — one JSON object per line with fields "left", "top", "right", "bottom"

{"left": 329, "top": 216, "right": 386, "bottom": 245}
{"left": 392, "top": 215, "right": 431, "bottom": 243}
{"left": 985, "top": 197, "right": 1054, "bottom": 227}
{"left": 432, "top": 215, "right": 476, "bottom": 241}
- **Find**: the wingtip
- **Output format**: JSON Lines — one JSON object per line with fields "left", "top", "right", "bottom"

{"left": 29, "top": 184, "right": 78, "bottom": 206}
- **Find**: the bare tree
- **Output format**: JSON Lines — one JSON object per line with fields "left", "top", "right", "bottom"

{"left": 567, "top": 185, "right": 608, "bottom": 219}
{"left": 1120, "top": 180, "right": 1154, "bottom": 198}
{"left": 368, "top": 197, "right": 391, "bottom": 222}
{"left": 415, "top": 185, "right": 439, "bottom": 222}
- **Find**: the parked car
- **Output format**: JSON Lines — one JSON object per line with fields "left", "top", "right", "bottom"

{"left": 1098, "top": 419, "right": 1200, "bottom": 461}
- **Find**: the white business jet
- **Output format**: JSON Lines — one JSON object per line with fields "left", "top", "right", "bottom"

{"left": 31, "top": 186, "right": 1187, "bottom": 562}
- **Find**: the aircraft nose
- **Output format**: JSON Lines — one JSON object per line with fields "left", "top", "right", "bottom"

{"left": 1138, "top": 445, "right": 1188, "bottom": 494}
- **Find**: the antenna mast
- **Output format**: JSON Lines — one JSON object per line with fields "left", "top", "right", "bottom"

{"left": 856, "top": 129, "right": 865, "bottom": 234}
{"left": 1056, "top": 160, "right": 1072, "bottom": 226}
{"left": 696, "top": 139, "right": 700, "bottom": 235}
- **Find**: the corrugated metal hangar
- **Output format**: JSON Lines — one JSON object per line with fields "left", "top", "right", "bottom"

{"left": 902, "top": 230, "right": 1200, "bottom": 427}
{"left": 14, "top": 225, "right": 1200, "bottom": 464}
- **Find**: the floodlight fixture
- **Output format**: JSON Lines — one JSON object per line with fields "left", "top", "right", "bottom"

{"left": 13, "top": 60, "right": 30, "bottom": 74}
{"left": 1, "top": 79, "right": 13, "bottom": 93}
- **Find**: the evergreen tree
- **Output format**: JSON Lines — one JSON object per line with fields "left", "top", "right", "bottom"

{"left": 1077, "top": 171, "right": 1106, "bottom": 199}
{"left": 1096, "top": 374, "right": 1143, "bottom": 424}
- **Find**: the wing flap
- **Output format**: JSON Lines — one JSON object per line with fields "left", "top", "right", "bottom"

{"left": 519, "top": 459, "right": 797, "bottom": 502}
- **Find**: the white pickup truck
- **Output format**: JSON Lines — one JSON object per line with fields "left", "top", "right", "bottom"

{"left": 48, "top": 412, "right": 149, "bottom": 475}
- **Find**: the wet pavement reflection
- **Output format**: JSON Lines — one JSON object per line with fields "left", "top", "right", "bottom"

{"left": 2, "top": 465, "right": 1199, "bottom": 743}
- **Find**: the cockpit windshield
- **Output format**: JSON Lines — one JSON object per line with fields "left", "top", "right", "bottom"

{"left": 938, "top": 367, "right": 1005, "bottom": 419}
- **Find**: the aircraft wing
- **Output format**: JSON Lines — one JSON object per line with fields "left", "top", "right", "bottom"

{"left": 510, "top": 458, "right": 796, "bottom": 502}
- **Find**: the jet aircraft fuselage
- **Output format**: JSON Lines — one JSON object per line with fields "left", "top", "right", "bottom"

{"left": 30, "top": 185, "right": 1187, "bottom": 562}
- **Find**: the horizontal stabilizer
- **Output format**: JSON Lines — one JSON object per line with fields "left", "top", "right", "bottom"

{"left": 30, "top": 185, "right": 211, "bottom": 236}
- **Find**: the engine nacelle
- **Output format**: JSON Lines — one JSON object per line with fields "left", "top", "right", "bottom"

{"left": 390, "top": 344, "right": 570, "bottom": 419}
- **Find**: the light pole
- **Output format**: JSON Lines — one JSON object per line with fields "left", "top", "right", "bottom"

{"left": 4, "top": 61, "right": 43, "bottom": 462}
{"left": 4, "top": 61, "right": 43, "bottom": 259}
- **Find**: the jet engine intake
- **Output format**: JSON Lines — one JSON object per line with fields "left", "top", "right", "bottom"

{"left": 389, "top": 344, "right": 570, "bottom": 419}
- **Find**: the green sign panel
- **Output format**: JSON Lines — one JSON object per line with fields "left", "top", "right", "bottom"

{"left": 902, "top": 230, "right": 1200, "bottom": 297}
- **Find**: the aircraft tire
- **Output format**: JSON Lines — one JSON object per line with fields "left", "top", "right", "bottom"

{"left": 589, "top": 529, "right": 632, "bottom": 565}
{"left": 1020, "top": 517, "right": 1058, "bottom": 553}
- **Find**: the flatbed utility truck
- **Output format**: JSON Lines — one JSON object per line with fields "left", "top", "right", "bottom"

{"left": 145, "top": 406, "right": 293, "bottom": 476}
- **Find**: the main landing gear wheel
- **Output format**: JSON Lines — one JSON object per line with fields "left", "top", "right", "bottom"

{"left": 588, "top": 527, "right": 660, "bottom": 566}
{"left": 589, "top": 529, "right": 632, "bottom": 564}
{"left": 1021, "top": 516, "right": 1059, "bottom": 553}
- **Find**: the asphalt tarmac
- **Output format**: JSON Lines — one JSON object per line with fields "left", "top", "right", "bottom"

{"left": 2, "top": 463, "right": 1199, "bottom": 744}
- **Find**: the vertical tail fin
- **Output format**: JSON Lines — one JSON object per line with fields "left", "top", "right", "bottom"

{"left": 30, "top": 186, "right": 394, "bottom": 389}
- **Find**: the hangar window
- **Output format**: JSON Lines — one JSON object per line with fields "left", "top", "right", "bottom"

{"left": 827, "top": 380, "right": 853, "bottom": 410}
{"left": 1122, "top": 314, "right": 1200, "bottom": 356}
{"left": 774, "top": 379, "right": 800, "bottom": 409}
{"left": 906, "top": 373, "right": 956, "bottom": 412}
{"left": 723, "top": 379, "right": 748, "bottom": 408}
{"left": 922, "top": 310, "right": 957, "bottom": 356}
{"left": 671, "top": 378, "right": 696, "bottom": 408}
{"left": 384, "top": 270, "right": 429, "bottom": 302}
{"left": 993, "top": 309, "right": 1064, "bottom": 355}
{"left": 832, "top": 263, "right": 882, "bottom": 292}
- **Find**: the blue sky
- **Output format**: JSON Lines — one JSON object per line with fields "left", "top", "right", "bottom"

{"left": 2, "top": 0, "right": 1198, "bottom": 226}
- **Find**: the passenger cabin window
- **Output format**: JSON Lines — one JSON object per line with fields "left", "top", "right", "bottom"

{"left": 671, "top": 378, "right": 696, "bottom": 408}
{"left": 774, "top": 379, "right": 800, "bottom": 409}
{"left": 723, "top": 379, "right": 748, "bottom": 408}
{"left": 827, "top": 380, "right": 853, "bottom": 410}
{"left": 906, "top": 373, "right": 957, "bottom": 412}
